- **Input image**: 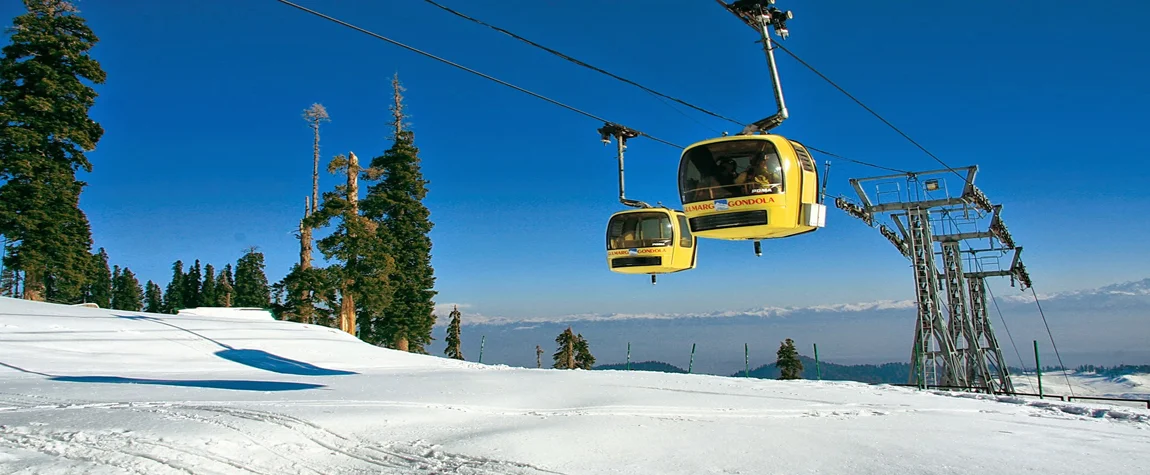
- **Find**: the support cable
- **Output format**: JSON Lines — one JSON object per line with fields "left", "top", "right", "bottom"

{"left": 982, "top": 269, "right": 1036, "bottom": 391}
{"left": 273, "top": 0, "right": 683, "bottom": 149}
{"left": 804, "top": 145, "right": 909, "bottom": 174}
{"left": 768, "top": 41, "right": 969, "bottom": 184}
{"left": 283, "top": 1, "right": 983, "bottom": 197}
{"left": 1030, "top": 286, "right": 1075, "bottom": 396}
{"left": 944, "top": 212, "right": 1031, "bottom": 391}
{"left": 419, "top": 0, "right": 906, "bottom": 175}
{"left": 421, "top": 0, "right": 746, "bottom": 128}
{"left": 783, "top": 33, "right": 1075, "bottom": 395}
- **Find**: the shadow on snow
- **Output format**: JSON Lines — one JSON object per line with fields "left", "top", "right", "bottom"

{"left": 213, "top": 348, "right": 356, "bottom": 376}
{"left": 48, "top": 375, "right": 326, "bottom": 391}
{"left": 1, "top": 362, "right": 326, "bottom": 392}
{"left": 114, "top": 314, "right": 359, "bottom": 376}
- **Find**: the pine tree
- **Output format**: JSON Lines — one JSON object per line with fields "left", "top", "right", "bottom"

{"left": 444, "top": 305, "right": 463, "bottom": 360}
{"left": 307, "top": 152, "right": 394, "bottom": 339}
{"left": 0, "top": 0, "right": 104, "bottom": 302}
{"left": 553, "top": 327, "right": 577, "bottom": 369}
{"left": 776, "top": 338, "right": 803, "bottom": 380}
{"left": 216, "top": 264, "right": 234, "bottom": 307}
{"left": 184, "top": 259, "right": 203, "bottom": 308}
{"left": 201, "top": 263, "right": 217, "bottom": 307}
{"left": 110, "top": 267, "right": 142, "bottom": 311}
{"left": 275, "top": 264, "right": 335, "bottom": 325}
{"left": 0, "top": 267, "right": 17, "bottom": 297}
{"left": 234, "top": 248, "right": 270, "bottom": 308}
{"left": 162, "top": 260, "right": 184, "bottom": 313}
{"left": 360, "top": 74, "right": 436, "bottom": 352}
{"left": 574, "top": 333, "right": 595, "bottom": 370}
{"left": 87, "top": 248, "right": 111, "bottom": 307}
{"left": 144, "top": 280, "right": 162, "bottom": 313}
{"left": 110, "top": 264, "right": 119, "bottom": 305}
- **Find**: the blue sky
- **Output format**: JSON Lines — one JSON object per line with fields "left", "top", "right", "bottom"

{"left": 3, "top": 0, "right": 1148, "bottom": 321}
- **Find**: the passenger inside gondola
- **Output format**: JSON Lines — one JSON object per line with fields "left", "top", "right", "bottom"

{"left": 736, "top": 152, "right": 783, "bottom": 194}
{"left": 696, "top": 158, "right": 740, "bottom": 200}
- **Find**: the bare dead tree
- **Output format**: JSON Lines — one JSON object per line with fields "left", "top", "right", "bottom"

{"left": 390, "top": 73, "right": 409, "bottom": 139}
{"left": 303, "top": 103, "right": 330, "bottom": 213}
{"left": 337, "top": 152, "right": 361, "bottom": 336}
{"left": 298, "top": 104, "right": 329, "bottom": 323}
{"left": 296, "top": 196, "right": 314, "bottom": 323}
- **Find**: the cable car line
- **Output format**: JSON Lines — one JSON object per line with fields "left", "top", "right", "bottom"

{"left": 418, "top": 0, "right": 912, "bottom": 177}
{"left": 420, "top": 0, "right": 1050, "bottom": 391}
{"left": 273, "top": 0, "right": 682, "bottom": 149}
{"left": 1030, "top": 286, "right": 1075, "bottom": 396}
{"left": 421, "top": 0, "right": 748, "bottom": 128}
{"left": 282, "top": 0, "right": 1053, "bottom": 389}
{"left": 801, "top": 145, "right": 908, "bottom": 174}
{"left": 766, "top": 40, "right": 969, "bottom": 184}
{"left": 279, "top": 0, "right": 906, "bottom": 179}
{"left": 279, "top": 0, "right": 957, "bottom": 182}
{"left": 982, "top": 279, "right": 1036, "bottom": 390}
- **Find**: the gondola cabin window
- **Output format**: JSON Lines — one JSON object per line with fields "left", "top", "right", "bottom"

{"left": 679, "top": 139, "right": 786, "bottom": 203}
{"left": 607, "top": 212, "right": 674, "bottom": 250}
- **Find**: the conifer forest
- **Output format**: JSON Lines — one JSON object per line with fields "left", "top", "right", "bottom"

{"left": 0, "top": 1, "right": 438, "bottom": 354}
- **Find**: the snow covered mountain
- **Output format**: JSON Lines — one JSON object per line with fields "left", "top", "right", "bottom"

{"left": 443, "top": 278, "right": 1150, "bottom": 326}
{"left": 1, "top": 297, "right": 1148, "bottom": 474}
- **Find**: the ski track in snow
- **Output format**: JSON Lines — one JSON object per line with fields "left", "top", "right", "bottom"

{"left": 0, "top": 393, "right": 564, "bottom": 475}
{"left": 3, "top": 298, "right": 1150, "bottom": 474}
{"left": 2, "top": 386, "right": 1147, "bottom": 475}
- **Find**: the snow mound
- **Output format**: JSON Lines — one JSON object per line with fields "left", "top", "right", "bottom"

{"left": 1010, "top": 370, "right": 1150, "bottom": 402}
{"left": 927, "top": 389, "right": 1150, "bottom": 422}
{"left": 1114, "top": 374, "right": 1149, "bottom": 388}
{"left": 177, "top": 306, "right": 276, "bottom": 320}
{"left": 1, "top": 297, "right": 1148, "bottom": 475}
{"left": 0, "top": 297, "right": 479, "bottom": 376}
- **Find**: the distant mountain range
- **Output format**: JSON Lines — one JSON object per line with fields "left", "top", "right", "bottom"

{"left": 442, "top": 277, "right": 1150, "bottom": 326}
{"left": 428, "top": 277, "right": 1150, "bottom": 372}
{"left": 594, "top": 361, "right": 688, "bottom": 374}
{"left": 596, "top": 359, "right": 1150, "bottom": 385}
{"left": 594, "top": 356, "right": 913, "bottom": 384}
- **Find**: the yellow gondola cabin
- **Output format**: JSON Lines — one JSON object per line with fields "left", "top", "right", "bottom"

{"left": 677, "top": 134, "right": 826, "bottom": 243}
{"left": 605, "top": 207, "right": 697, "bottom": 282}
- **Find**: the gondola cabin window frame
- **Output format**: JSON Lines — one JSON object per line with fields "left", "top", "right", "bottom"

{"left": 606, "top": 212, "right": 675, "bottom": 250}
{"left": 678, "top": 138, "right": 787, "bottom": 204}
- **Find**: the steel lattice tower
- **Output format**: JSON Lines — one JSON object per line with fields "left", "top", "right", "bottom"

{"left": 835, "top": 166, "right": 1029, "bottom": 392}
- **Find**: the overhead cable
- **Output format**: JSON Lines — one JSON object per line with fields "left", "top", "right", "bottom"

{"left": 1030, "top": 286, "right": 1075, "bottom": 396}
{"left": 419, "top": 0, "right": 909, "bottom": 174}
{"left": 273, "top": 0, "right": 682, "bottom": 149}
{"left": 768, "top": 41, "right": 969, "bottom": 183}
{"left": 421, "top": 0, "right": 747, "bottom": 128}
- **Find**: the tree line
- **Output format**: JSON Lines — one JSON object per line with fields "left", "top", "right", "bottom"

{"left": 149, "top": 248, "right": 271, "bottom": 313}
{"left": 441, "top": 308, "right": 599, "bottom": 370}
{"left": 269, "top": 75, "right": 437, "bottom": 354}
{"left": 0, "top": 1, "right": 439, "bottom": 355}
{"left": 1, "top": 246, "right": 144, "bottom": 311}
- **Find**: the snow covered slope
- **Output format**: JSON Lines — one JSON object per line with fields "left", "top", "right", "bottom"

{"left": 1, "top": 297, "right": 1147, "bottom": 474}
